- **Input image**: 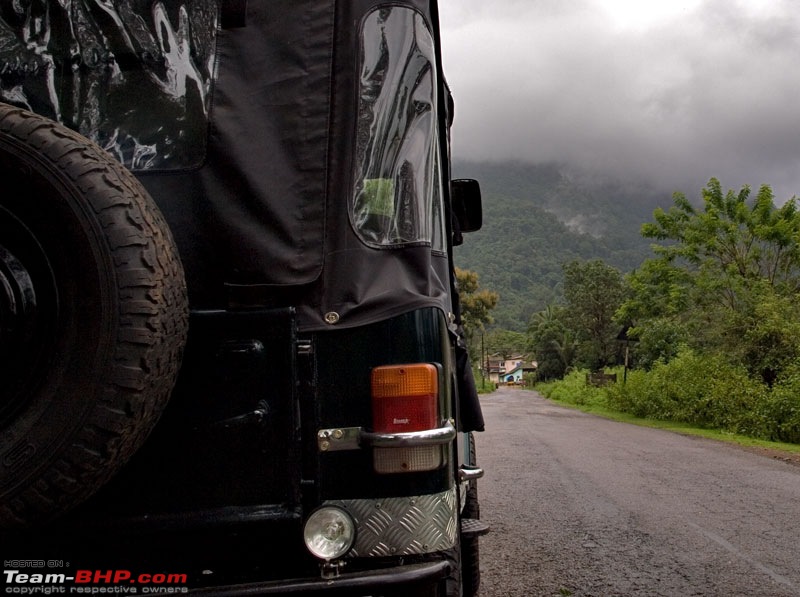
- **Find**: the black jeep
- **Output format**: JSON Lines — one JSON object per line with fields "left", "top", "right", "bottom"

{"left": 0, "top": 1, "right": 486, "bottom": 595}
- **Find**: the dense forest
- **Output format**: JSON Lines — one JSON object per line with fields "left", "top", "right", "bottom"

{"left": 543, "top": 180, "right": 800, "bottom": 444}
{"left": 451, "top": 160, "right": 671, "bottom": 330}
{"left": 456, "top": 167, "right": 800, "bottom": 445}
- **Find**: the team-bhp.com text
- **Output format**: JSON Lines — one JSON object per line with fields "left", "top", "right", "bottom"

{"left": 4, "top": 570, "right": 188, "bottom": 594}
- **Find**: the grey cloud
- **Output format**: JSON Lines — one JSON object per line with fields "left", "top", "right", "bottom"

{"left": 440, "top": 0, "right": 800, "bottom": 200}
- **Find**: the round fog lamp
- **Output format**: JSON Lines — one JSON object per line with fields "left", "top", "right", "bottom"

{"left": 303, "top": 506, "right": 356, "bottom": 560}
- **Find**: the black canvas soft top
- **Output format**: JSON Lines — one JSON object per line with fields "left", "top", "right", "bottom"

{"left": 0, "top": 0, "right": 453, "bottom": 332}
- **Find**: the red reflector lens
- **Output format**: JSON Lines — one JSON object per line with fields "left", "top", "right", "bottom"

{"left": 371, "top": 364, "right": 438, "bottom": 433}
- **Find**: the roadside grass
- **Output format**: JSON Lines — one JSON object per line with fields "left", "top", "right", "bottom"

{"left": 473, "top": 369, "right": 497, "bottom": 394}
{"left": 533, "top": 368, "right": 800, "bottom": 458}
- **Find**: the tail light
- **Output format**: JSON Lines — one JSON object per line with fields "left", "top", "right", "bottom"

{"left": 371, "top": 364, "right": 444, "bottom": 473}
{"left": 371, "top": 364, "right": 438, "bottom": 432}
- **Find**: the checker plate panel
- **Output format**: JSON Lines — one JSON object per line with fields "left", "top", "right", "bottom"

{"left": 325, "top": 488, "right": 457, "bottom": 557}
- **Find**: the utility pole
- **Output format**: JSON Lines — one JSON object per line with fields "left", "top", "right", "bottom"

{"left": 480, "top": 331, "right": 485, "bottom": 387}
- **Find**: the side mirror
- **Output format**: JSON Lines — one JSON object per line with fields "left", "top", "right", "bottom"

{"left": 451, "top": 179, "right": 483, "bottom": 238}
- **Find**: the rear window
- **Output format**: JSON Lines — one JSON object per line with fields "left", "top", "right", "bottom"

{"left": 351, "top": 6, "right": 446, "bottom": 251}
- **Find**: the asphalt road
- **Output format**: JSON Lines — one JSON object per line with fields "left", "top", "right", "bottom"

{"left": 473, "top": 386, "right": 800, "bottom": 597}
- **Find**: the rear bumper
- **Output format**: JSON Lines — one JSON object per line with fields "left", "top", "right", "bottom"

{"left": 192, "top": 561, "right": 450, "bottom": 596}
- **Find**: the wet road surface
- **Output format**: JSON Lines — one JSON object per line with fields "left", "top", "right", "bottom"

{"left": 474, "top": 386, "right": 800, "bottom": 596}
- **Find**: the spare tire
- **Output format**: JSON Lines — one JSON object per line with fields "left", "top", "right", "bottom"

{"left": 0, "top": 104, "right": 188, "bottom": 526}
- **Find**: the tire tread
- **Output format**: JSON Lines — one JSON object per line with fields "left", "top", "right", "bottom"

{"left": 0, "top": 103, "right": 188, "bottom": 526}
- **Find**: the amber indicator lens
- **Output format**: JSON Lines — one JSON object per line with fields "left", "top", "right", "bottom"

{"left": 371, "top": 364, "right": 438, "bottom": 433}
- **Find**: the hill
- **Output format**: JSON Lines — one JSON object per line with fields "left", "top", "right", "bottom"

{"left": 451, "top": 161, "right": 671, "bottom": 331}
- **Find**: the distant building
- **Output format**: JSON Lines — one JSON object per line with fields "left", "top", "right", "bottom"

{"left": 486, "top": 354, "right": 537, "bottom": 384}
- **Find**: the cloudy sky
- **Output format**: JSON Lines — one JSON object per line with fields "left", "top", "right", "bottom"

{"left": 438, "top": 0, "right": 800, "bottom": 201}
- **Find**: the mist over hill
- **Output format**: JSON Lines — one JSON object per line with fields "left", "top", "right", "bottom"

{"left": 451, "top": 161, "right": 673, "bottom": 331}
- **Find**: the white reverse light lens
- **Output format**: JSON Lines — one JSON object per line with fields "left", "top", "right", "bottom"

{"left": 374, "top": 445, "right": 443, "bottom": 473}
{"left": 303, "top": 507, "right": 356, "bottom": 560}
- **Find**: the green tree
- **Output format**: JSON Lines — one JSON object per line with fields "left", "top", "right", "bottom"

{"left": 456, "top": 267, "right": 499, "bottom": 347}
{"left": 641, "top": 180, "right": 800, "bottom": 291}
{"left": 527, "top": 305, "right": 576, "bottom": 381}
{"left": 730, "top": 283, "right": 800, "bottom": 385}
{"left": 623, "top": 179, "right": 800, "bottom": 382}
{"left": 616, "top": 258, "right": 693, "bottom": 368}
{"left": 562, "top": 259, "right": 627, "bottom": 370}
{"left": 485, "top": 328, "right": 528, "bottom": 359}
